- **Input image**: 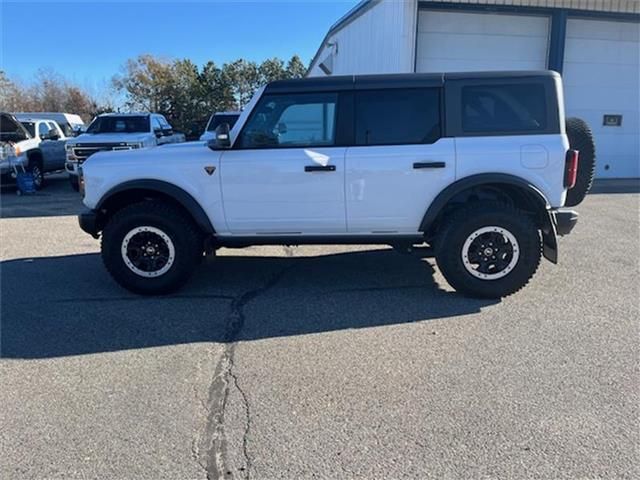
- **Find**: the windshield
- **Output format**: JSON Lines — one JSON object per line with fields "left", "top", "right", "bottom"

{"left": 86, "top": 116, "right": 150, "bottom": 134}
{"left": 207, "top": 114, "right": 240, "bottom": 132}
{"left": 20, "top": 121, "right": 36, "bottom": 137}
{"left": 0, "top": 114, "right": 30, "bottom": 141}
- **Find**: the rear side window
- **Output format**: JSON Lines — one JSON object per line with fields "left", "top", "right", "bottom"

{"left": 461, "top": 84, "right": 547, "bottom": 134}
{"left": 355, "top": 88, "right": 441, "bottom": 146}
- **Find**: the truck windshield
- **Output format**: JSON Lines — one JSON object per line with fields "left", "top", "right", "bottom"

{"left": 86, "top": 116, "right": 150, "bottom": 134}
{"left": 0, "top": 114, "right": 30, "bottom": 141}
{"left": 20, "top": 122, "right": 36, "bottom": 137}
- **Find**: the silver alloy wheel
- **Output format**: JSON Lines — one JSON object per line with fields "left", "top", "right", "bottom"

{"left": 121, "top": 226, "right": 175, "bottom": 278}
{"left": 461, "top": 226, "right": 520, "bottom": 280}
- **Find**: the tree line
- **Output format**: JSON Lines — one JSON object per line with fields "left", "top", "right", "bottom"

{"left": 0, "top": 54, "right": 307, "bottom": 138}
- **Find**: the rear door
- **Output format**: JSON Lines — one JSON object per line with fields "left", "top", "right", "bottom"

{"left": 345, "top": 86, "right": 455, "bottom": 233}
{"left": 220, "top": 91, "right": 347, "bottom": 235}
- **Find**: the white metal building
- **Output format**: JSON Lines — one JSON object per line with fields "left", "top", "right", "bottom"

{"left": 309, "top": 0, "right": 640, "bottom": 179}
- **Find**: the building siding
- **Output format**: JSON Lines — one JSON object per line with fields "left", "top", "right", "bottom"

{"left": 423, "top": 0, "right": 639, "bottom": 14}
{"left": 308, "top": 0, "right": 418, "bottom": 77}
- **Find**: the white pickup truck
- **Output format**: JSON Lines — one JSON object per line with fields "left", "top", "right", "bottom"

{"left": 65, "top": 113, "right": 185, "bottom": 190}
{"left": 0, "top": 112, "right": 46, "bottom": 189}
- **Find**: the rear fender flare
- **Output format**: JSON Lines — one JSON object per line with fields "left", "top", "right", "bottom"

{"left": 420, "top": 173, "right": 557, "bottom": 263}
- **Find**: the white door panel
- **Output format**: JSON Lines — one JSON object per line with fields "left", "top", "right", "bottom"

{"left": 345, "top": 140, "right": 456, "bottom": 233}
{"left": 220, "top": 148, "right": 347, "bottom": 234}
{"left": 563, "top": 19, "right": 639, "bottom": 178}
{"left": 416, "top": 10, "right": 550, "bottom": 73}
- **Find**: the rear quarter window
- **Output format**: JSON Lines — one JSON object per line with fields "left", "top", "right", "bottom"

{"left": 445, "top": 78, "right": 560, "bottom": 137}
{"left": 462, "top": 84, "right": 547, "bottom": 134}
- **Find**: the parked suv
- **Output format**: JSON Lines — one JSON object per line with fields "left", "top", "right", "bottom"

{"left": 77, "top": 71, "right": 595, "bottom": 298}
{"left": 65, "top": 113, "right": 185, "bottom": 190}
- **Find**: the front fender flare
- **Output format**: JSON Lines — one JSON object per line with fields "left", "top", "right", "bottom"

{"left": 96, "top": 179, "right": 215, "bottom": 234}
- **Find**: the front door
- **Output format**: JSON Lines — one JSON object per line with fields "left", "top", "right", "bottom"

{"left": 220, "top": 91, "right": 347, "bottom": 235}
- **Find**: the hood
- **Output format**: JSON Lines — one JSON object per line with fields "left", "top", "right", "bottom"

{"left": 85, "top": 140, "right": 210, "bottom": 165}
{"left": 68, "top": 132, "right": 152, "bottom": 145}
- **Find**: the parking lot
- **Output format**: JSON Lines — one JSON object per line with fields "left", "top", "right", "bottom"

{"left": 1, "top": 174, "right": 638, "bottom": 479}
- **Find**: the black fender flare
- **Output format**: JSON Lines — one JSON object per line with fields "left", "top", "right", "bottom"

{"left": 96, "top": 179, "right": 215, "bottom": 234}
{"left": 420, "top": 173, "right": 558, "bottom": 264}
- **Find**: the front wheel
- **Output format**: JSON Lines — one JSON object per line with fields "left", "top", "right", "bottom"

{"left": 101, "top": 201, "right": 203, "bottom": 294}
{"left": 435, "top": 202, "right": 542, "bottom": 298}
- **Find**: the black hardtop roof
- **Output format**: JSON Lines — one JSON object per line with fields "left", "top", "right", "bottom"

{"left": 264, "top": 70, "right": 559, "bottom": 94}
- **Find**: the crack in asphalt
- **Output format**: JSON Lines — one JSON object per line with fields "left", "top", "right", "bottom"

{"left": 199, "top": 249, "right": 294, "bottom": 480}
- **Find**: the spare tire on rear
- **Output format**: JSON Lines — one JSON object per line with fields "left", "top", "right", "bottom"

{"left": 565, "top": 117, "right": 596, "bottom": 207}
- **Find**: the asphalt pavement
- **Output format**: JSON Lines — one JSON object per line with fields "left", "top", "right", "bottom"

{"left": 1, "top": 174, "right": 638, "bottom": 479}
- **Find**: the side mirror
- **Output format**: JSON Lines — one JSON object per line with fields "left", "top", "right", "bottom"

{"left": 154, "top": 127, "right": 163, "bottom": 138}
{"left": 48, "top": 129, "right": 60, "bottom": 141}
{"left": 214, "top": 123, "right": 231, "bottom": 148}
{"left": 162, "top": 128, "right": 173, "bottom": 136}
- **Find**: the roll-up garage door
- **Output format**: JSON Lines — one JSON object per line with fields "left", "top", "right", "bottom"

{"left": 563, "top": 18, "right": 640, "bottom": 178}
{"left": 415, "top": 10, "right": 550, "bottom": 73}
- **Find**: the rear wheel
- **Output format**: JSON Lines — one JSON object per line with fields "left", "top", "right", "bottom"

{"left": 101, "top": 201, "right": 203, "bottom": 294}
{"left": 435, "top": 202, "right": 542, "bottom": 298}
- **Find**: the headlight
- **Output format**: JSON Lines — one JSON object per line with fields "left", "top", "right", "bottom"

{"left": 66, "top": 144, "right": 78, "bottom": 161}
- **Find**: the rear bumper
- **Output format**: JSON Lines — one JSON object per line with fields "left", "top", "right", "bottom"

{"left": 551, "top": 208, "right": 579, "bottom": 236}
{"left": 78, "top": 209, "right": 100, "bottom": 238}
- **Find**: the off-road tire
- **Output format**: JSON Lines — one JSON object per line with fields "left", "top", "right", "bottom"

{"left": 565, "top": 117, "right": 596, "bottom": 207}
{"left": 69, "top": 175, "right": 79, "bottom": 191}
{"left": 101, "top": 200, "right": 203, "bottom": 295}
{"left": 435, "top": 201, "right": 542, "bottom": 298}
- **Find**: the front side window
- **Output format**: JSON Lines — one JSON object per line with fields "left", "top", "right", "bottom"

{"left": 461, "top": 84, "right": 547, "bottom": 134}
{"left": 355, "top": 88, "right": 441, "bottom": 146}
{"left": 38, "top": 122, "right": 50, "bottom": 137}
{"left": 238, "top": 93, "right": 337, "bottom": 149}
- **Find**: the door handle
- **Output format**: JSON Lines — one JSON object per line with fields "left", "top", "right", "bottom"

{"left": 413, "top": 162, "right": 446, "bottom": 169}
{"left": 305, "top": 165, "right": 336, "bottom": 172}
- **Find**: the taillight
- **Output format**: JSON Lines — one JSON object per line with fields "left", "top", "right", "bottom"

{"left": 564, "top": 149, "right": 579, "bottom": 189}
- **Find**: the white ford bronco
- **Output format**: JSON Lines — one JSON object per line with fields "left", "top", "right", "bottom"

{"left": 78, "top": 71, "right": 595, "bottom": 298}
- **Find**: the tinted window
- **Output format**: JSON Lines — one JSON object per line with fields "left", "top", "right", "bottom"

{"left": 461, "top": 84, "right": 547, "bottom": 133}
{"left": 239, "top": 93, "right": 337, "bottom": 149}
{"left": 355, "top": 88, "right": 441, "bottom": 146}
{"left": 207, "top": 114, "right": 240, "bottom": 132}
{"left": 86, "top": 116, "right": 150, "bottom": 134}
